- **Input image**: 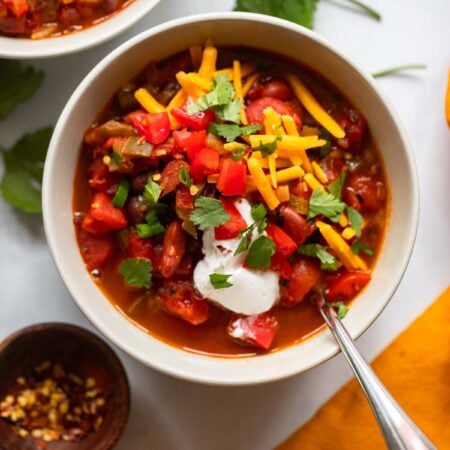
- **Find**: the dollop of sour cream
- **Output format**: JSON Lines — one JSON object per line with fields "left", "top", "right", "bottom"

{"left": 193, "top": 198, "right": 280, "bottom": 315}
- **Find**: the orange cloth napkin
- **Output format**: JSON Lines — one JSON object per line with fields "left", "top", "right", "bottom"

{"left": 277, "top": 287, "right": 450, "bottom": 450}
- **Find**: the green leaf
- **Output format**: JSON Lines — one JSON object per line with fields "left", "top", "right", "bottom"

{"left": 234, "top": 0, "right": 318, "bottom": 30}
{"left": 245, "top": 235, "right": 276, "bottom": 269}
{"left": 208, "top": 123, "right": 261, "bottom": 142}
{"left": 136, "top": 209, "right": 165, "bottom": 238}
{"left": 119, "top": 258, "right": 152, "bottom": 289}
{"left": 372, "top": 64, "right": 427, "bottom": 78}
{"left": 0, "top": 127, "right": 52, "bottom": 214}
{"left": 327, "top": 171, "right": 346, "bottom": 200}
{"left": 189, "top": 196, "right": 230, "bottom": 230}
{"left": 188, "top": 74, "right": 233, "bottom": 114}
{"left": 298, "top": 243, "right": 339, "bottom": 271}
{"left": 308, "top": 189, "right": 346, "bottom": 222}
{"left": 178, "top": 166, "right": 192, "bottom": 188}
{"left": 319, "top": 129, "right": 331, "bottom": 158}
{"left": 347, "top": 206, "right": 363, "bottom": 237}
{"left": 254, "top": 138, "right": 278, "bottom": 157}
{"left": 331, "top": 301, "right": 349, "bottom": 319}
{"left": 251, "top": 203, "right": 267, "bottom": 222}
{"left": 143, "top": 178, "right": 161, "bottom": 206}
{"left": 112, "top": 178, "right": 130, "bottom": 208}
{"left": 214, "top": 98, "right": 242, "bottom": 124}
{"left": 209, "top": 273, "right": 233, "bottom": 289}
{"left": 0, "top": 60, "right": 44, "bottom": 120}
{"left": 234, "top": 224, "right": 255, "bottom": 256}
{"left": 350, "top": 239, "right": 374, "bottom": 256}
{"left": 231, "top": 146, "right": 247, "bottom": 161}
{"left": 112, "top": 151, "right": 122, "bottom": 166}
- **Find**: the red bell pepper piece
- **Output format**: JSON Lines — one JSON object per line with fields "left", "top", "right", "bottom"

{"left": 189, "top": 147, "right": 219, "bottom": 183}
{"left": 81, "top": 193, "right": 127, "bottom": 234}
{"left": 246, "top": 97, "right": 301, "bottom": 126}
{"left": 228, "top": 312, "right": 279, "bottom": 350}
{"left": 265, "top": 223, "right": 297, "bottom": 257}
{"left": 4, "top": 0, "right": 29, "bottom": 17}
{"left": 214, "top": 199, "right": 248, "bottom": 240}
{"left": 173, "top": 129, "right": 206, "bottom": 161}
{"left": 216, "top": 159, "right": 247, "bottom": 197}
{"left": 171, "top": 107, "right": 215, "bottom": 131}
{"left": 326, "top": 271, "right": 371, "bottom": 302}
{"left": 78, "top": 230, "right": 114, "bottom": 271}
{"left": 131, "top": 111, "right": 170, "bottom": 145}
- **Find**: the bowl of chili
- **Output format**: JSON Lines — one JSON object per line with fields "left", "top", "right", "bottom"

{"left": 43, "top": 13, "right": 419, "bottom": 385}
{"left": 0, "top": 0, "right": 161, "bottom": 59}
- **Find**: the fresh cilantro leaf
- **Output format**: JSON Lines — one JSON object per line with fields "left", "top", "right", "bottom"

{"left": 298, "top": 243, "right": 338, "bottom": 271}
{"left": 208, "top": 123, "right": 261, "bottom": 142}
{"left": 254, "top": 138, "right": 278, "bottom": 157}
{"left": 0, "top": 60, "right": 44, "bottom": 120}
{"left": 143, "top": 178, "right": 161, "bottom": 206}
{"left": 251, "top": 203, "right": 267, "bottom": 222}
{"left": 234, "top": 0, "right": 318, "bottom": 30}
{"left": 136, "top": 210, "right": 165, "bottom": 238}
{"left": 307, "top": 189, "right": 346, "bottom": 221}
{"left": 209, "top": 273, "right": 233, "bottom": 289}
{"left": 231, "top": 146, "right": 247, "bottom": 161}
{"left": 119, "top": 258, "right": 152, "bottom": 289}
{"left": 188, "top": 74, "right": 233, "bottom": 114}
{"left": 178, "top": 166, "right": 192, "bottom": 188}
{"left": 319, "top": 129, "right": 331, "bottom": 158}
{"left": 0, "top": 127, "right": 52, "bottom": 214}
{"left": 331, "top": 301, "right": 349, "bottom": 319}
{"left": 347, "top": 206, "right": 363, "bottom": 237}
{"left": 112, "top": 178, "right": 130, "bottom": 208}
{"left": 350, "top": 239, "right": 374, "bottom": 256}
{"left": 190, "top": 196, "right": 230, "bottom": 230}
{"left": 234, "top": 224, "right": 255, "bottom": 256}
{"left": 328, "top": 171, "right": 346, "bottom": 200}
{"left": 214, "top": 98, "right": 242, "bottom": 124}
{"left": 245, "top": 235, "right": 276, "bottom": 269}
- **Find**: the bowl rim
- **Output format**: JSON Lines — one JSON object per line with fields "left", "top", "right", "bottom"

{"left": 42, "top": 12, "right": 419, "bottom": 385}
{"left": 0, "top": 0, "right": 162, "bottom": 59}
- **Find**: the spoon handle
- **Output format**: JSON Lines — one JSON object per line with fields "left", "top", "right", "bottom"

{"left": 319, "top": 302, "right": 436, "bottom": 450}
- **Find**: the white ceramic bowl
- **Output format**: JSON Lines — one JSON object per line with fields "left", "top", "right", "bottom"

{"left": 0, "top": 0, "right": 161, "bottom": 59}
{"left": 43, "top": 13, "right": 419, "bottom": 385}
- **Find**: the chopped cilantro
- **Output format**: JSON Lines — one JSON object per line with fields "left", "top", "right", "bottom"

{"left": 119, "top": 258, "right": 152, "bottom": 289}
{"left": 136, "top": 210, "right": 165, "bottom": 238}
{"left": 187, "top": 74, "right": 233, "bottom": 114}
{"left": 209, "top": 273, "right": 233, "bottom": 289}
{"left": 143, "top": 178, "right": 161, "bottom": 206}
{"left": 0, "top": 60, "right": 44, "bottom": 120}
{"left": 251, "top": 203, "right": 267, "bottom": 222}
{"left": 254, "top": 138, "right": 279, "bottom": 157}
{"left": 0, "top": 127, "right": 52, "bottom": 214}
{"left": 112, "top": 178, "right": 130, "bottom": 208}
{"left": 234, "top": 224, "right": 255, "bottom": 256}
{"left": 350, "top": 239, "right": 374, "bottom": 256}
{"left": 178, "top": 166, "right": 192, "bottom": 188}
{"left": 298, "top": 243, "right": 339, "bottom": 271}
{"left": 332, "top": 301, "right": 349, "bottom": 319}
{"left": 327, "top": 171, "right": 346, "bottom": 200}
{"left": 215, "top": 98, "right": 242, "bottom": 124}
{"left": 189, "top": 196, "right": 230, "bottom": 230}
{"left": 319, "top": 129, "right": 331, "bottom": 157}
{"left": 245, "top": 235, "right": 276, "bottom": 269}
{"left": 347, "top": 206, "right": 363, "bottom": 237}
{"left": 307, "top": 189, "right": 346, "bottom": 222}
{"left": 230, "top": 146, "right": 247, "bottom": 161}
{"left": 208, "top": 123, "right": 261, "bottom": 142}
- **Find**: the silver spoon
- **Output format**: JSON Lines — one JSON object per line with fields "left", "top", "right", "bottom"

{"left": 316, "top": 294, "right": 436, "bottom": 450}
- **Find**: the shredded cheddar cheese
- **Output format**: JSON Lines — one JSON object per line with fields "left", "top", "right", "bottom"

{"left": 189, "top": 45, "right": 203, "bottom": 68}
{"left": 198, "top": 46, "right": 217, "bottom": 80}
{"left": 312, "top": 161, "right": 329, "bottom": 184}
{"left": 248, "top": 134, "right": 326, "bottom": 151}
{"left": 300, "top": 125, "right": 320, "bottom": 137}
{"left": 287, "top": 74, "right": 345, "bottom": 139}
{"left": 176, "top": 71, "right": 207, "bottom": 98}
{"left": 268, "top": 155, "right": 278, "bottom": 188}
{"left": 281, "top": 115, "right": 313, "bottom": 172}
{"left": 304, "top": 173, "right": 325, "bottom": 192}
{"left": 276, "top": 185, "right": 290, "bottom": 203}
{"left": 247, "top": 157, "right": 280, "bottom": 210}
{"left": 134, "top": 88, "right": 165, "bottom": 114}
{"left": 338, "top": 213, "right": 349, "bottom": 228}
{"left": 166, "top": 89, "right": 187, "bottom": 129}
{"left": 233, "top": 60, "right": 248, "bottom": 125}
{"left": 263, "top": 107, "right": 284, "bottom": 135}
{"left": 214, "top": 64, "right": 256, "bottom": 81}
{"left": 342, "top": 227, "right": 356, "bottom": 240}
{"left": 242, "top": 73, "right": 260, "bottom": 97}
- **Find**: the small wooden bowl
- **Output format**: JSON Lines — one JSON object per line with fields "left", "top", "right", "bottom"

{"left": 0, "top": 323, "right": 130, "bottom": 450}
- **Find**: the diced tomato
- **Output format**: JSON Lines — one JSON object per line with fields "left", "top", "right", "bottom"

{"left": 260, "top": 80, "right": 293, "bottom": 101}
{"left": 228, "top": 312, "right": 279, "bottom": 350}
{"left": 343, "top": 172, "right": 385, "bottom": 212}
{"left": 214, "top": 200, "right": 247, "bottom": 240}
{"left": 160, "top": 221, "right": 186, "bottom": 278}
{"left": 78, "top": 230, "right": 114, "bottom": 271}
{"left": 131, "top": 111, "right": 170, "bottom": 145}
{"left": 270, "top": 254, "right": 292, "bottom": 280}
{"left": 246, "top": 97, "right": 301, "bottom": 126}
{"left": 171, "top": 107, "right": 215, "bottom": 131}
{"left": 0, "top": 15, "right": 26, "bottom": 35}
{"left": 88, "top": 159, "right": 117, "bottom": 192}
{"left": 81, "top": 193, "right": 127, "bottom": 234}
{"left": 320, "top": 157, "right": 345, "bottom": 183}
{"left": 280, "top": 205, "right": 314, "bottom": 246}
{"left": 160, "top": 279, "right": 209, "bottom": 325}
{"left": 189, "top": 147, "right": 219, "bottom": 183}
{"left": 335, "top": 110, "right": 367, "bottom": 151}
{"left": 280, "top": 257, "right": 322, "bottom": 306}
{"left": 216, "top": 159, "right": 247, "bottom": 197}
{"left": 173, "top": 129, "right": 206, "bottom": 161}
{"left": 326, "top": 271, "right": 371, "bottom": 302}
{"left": 265, "top": 223, "right": 297, "bottom": 257}
{"left": 160, "top": 159, "right": 189, "bottom": 197}
{"left": 4, "top": 0, "right": 28, "bottom": 17}
{"left": 127, "top": 234, "right": 154, "bottom": 260}
{"left": 175, "top": 187, "right": 195, "bottom": 210}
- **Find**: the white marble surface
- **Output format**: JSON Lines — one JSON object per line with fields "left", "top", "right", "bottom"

{"left": 0, "top": 1, "right": 449, "bottom": 449}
